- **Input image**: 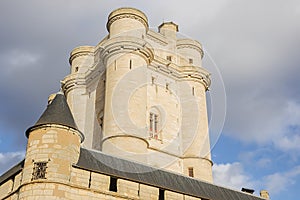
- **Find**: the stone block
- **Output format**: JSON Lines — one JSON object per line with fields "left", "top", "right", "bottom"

{"left": 118, "top": 179, "right": 139, "bottom": 197}
{"left": 0, "top": 179, "right": 13, "bottom": 199}
{"left": 90, "top": 172, "right": 110, "bottom": 191}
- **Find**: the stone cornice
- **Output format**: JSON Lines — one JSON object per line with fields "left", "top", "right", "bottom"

{"left": 146, "top": 30, "right": 168, "bottom": 46}
{"left": 102, "top": 135, "right": 150, "bottom": 148}
{"left": 99, "top": 36, "right": 154, "bottom": 65}
{"left": 176, "top": 39, "right": 204, "bottom": 58}
{"left": 107, "top": 8, "right": 148, "bottom": 32}
{"left": 149, "top": 58, "right": 211, "bottom": 90}
{"left": 61, "top": 73, "right": 87, "bottom": 94}
{"left": 69, "top": 46, "right": 94, "bottom": 65}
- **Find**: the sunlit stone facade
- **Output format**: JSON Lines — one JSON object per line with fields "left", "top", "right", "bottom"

{"left": 64, "top": 7, "right": 213, "bottom": 182}
{"left": 0, "top": 7, "right": 270, "bottom": 200}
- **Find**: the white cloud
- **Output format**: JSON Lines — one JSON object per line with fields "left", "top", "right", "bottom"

{"left": 0, "top": 151, "right": 25, "bottom": 175}
{"left": 276, "top": 134, "right": 300, "bottom": 152}
{"left": 213, "top": 162, "right": 255, "bottom": 190}
{"left": 213, "top": 162, "right": 300, "bottom": 197}
{"left": 263, "top": 165, "right": 300, "bottom": 195}
{"left": 193, "top": 0, "right": 300, "bottom": 155}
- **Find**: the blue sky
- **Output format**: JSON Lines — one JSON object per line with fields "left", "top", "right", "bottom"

{"left": 0, "top": 1, "right": 300, "bottom": 199}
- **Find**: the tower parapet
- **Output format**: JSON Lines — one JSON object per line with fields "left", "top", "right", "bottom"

{"left": 177, "top": 38, "right": 204, "bottom": 67}
{"left": 107, "top": 7, "right": 148, "bottom": 38}
{"left": 69, "top": 46, "right": 94, "bottom": 74}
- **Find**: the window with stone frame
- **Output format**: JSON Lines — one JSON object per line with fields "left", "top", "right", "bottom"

{"left": 188, "top": 167, "right": 194, "bottom": 177}
{"left": 166, "top": 55, "right": 172, "bottom": 61}
{"left": 32, "top": 161, "right": 48, "bottom": 180}
{"left": 149, "top": 111, "right": 160, "bottom": 140}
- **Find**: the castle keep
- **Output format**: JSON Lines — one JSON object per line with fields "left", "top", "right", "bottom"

{"left": 0, "top": 7, "right": 269, "bottom": 200}
{"left": 64, "top": 7, "right": 212, "bottom": 182}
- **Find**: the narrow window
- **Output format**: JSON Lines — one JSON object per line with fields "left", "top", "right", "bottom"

{"left": 88, "top": 172, "right": 92, "bottom": 188}
{"left": 189, "top": 58, "right": 193, "bottom": 64}
{"left": 188, "top": 167, "right": 194, "bottom": 177}
{"left": 166, "top": 83, "right": 169, "bottom": 91}
{"left": 99, "top": 117, "right": 104, "bottom": 130}
{"left": 114, "top": 60, "right": 117, "bottom": 70}
{"left": 154, "top": 115, "right": 158, "bottom": 139}
{"left": 129, "top": 59, "right": 132, "bottom": 69}
{"left": 192, "top": 87, "right": 195, "bottom": 96}
{"left": 149, "top": 112, "right": 159, "bottom": 140}
{"left": 109, "top": 177, "right": 118, "bottom": 192}
{"left": 32, "top": 161, "right": 47, "bottom": 180}
{"left": 151, "top": 76, "right": 155, "bottom": 85}
{"left": 167, "top": 56, "right": 172, "bottom": 61}
{"left": 75, "top": 67, "right": 79, "bottom": 72}
{"left": 159, "top": 189, "right": 165, "bottom": 200}
{"left": 149, "top": 113, "right": 153, "bottom": 138}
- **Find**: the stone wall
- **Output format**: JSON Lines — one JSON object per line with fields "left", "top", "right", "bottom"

{"left": 0, "top": 165, "right": 206, "bottom": 199}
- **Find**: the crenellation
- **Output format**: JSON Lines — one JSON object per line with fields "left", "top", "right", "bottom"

{"left": 184, "top": 195, "right": 200, "bottom": 200}
{"left": 165, "top": 190, "right": 184, "bottom": 200}
{"left": 70, "top": 168, "right": 90, "bottom": 188}
{"left": 118, "top": 179, "right": 139, "bottom": 198}
{"left": 90, "top": 172, "right": 110, "bottom": 191}
{"left": 139, "top": 184, "right": 159, "bottom": 199}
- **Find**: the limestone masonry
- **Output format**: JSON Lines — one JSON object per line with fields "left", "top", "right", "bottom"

{"left": 0, "top": 7, "right": 269, "bottom": 200}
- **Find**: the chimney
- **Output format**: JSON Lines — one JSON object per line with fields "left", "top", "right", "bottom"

{"left": 260, "top": 190, "right": 270, "bottom": 199}
{"left": 158, "top": 22, "right": 178, "bottom": 39}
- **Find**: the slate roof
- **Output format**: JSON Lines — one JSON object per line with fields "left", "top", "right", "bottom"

{"left": 0, "top": 91, "right": 264, "bottom": 199}
{"left": 25, "top": 92, "right": 84, "bottom": 141}
{"left": 76, "top": 148, "right": 265, "bottom": 200}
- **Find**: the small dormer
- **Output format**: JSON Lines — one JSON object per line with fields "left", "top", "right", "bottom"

{"left": 158, "top": 22, "right": 178, "bottom": 39}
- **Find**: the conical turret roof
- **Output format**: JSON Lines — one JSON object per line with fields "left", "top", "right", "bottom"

{"left": 25, "top": 92, "right": 84, "bottom": 142}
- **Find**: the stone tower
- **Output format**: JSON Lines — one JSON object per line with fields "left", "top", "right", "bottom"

{"left": 62, "top": 7, "right": 213, "bottom": 182}
{"left": 23, "top": 92, "right": 84, "bottom": 189}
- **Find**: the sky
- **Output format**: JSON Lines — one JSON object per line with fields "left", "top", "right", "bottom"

{"left": 0, "top": 0, "right": 299, "bottom": 199}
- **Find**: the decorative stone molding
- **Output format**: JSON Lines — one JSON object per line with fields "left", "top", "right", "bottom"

{"left": 102, "top": 135, "right": 150, "bottom": 148}
{"left": 99, "top": 36, "right": 154, "bottom": 65}
{"left": 176, "top": 39, "right": 204, "bottom": 58}
{"left": 148, "top": 60, "right": 211, "bottom": 90}
{"left": 146, "top": 30, "right": 168, "bottom": 46}
{"left": 106, "top": 8, "right": 148, "bottom": 32}
{"left": 69, "top": 46, "right": 94, "bottom": 65}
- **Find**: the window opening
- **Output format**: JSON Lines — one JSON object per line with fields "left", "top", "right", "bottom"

{"left": 189, "top": 58, "right": 193, "bottom": 64}
{"left": 149, "top": 112, "right": 159, "bottom": 140}
{"left": 129, "top": 59, "right": 132, "bottom": 69}
{"left": 32, "top": 161, "right": 47, "bottom": 180}
{"left": 167, "top": 56, "right": 172, "bottom": 61}
{"left": 159, "top": 189, "right": 165, "bottom": 200}
{"left": 109, "top": 177, "right": 118, "bottom": 192}
{"left": 192, "top": 87, "right": 195, "bottom": 96}
{"left": 188, "top": 167, "right": 194, "bottom": 177}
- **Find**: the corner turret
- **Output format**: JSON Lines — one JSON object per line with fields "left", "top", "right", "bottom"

{"left": 22, "top": 91, "right": 83, "bottom": 185}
